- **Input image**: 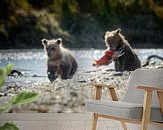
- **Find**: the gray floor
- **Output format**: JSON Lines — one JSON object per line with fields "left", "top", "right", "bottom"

{"left": 0, "top": 113, "right": 141, "bottom": 130}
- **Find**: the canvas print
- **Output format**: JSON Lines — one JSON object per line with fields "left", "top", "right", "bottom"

{"left": 0, "top": 0, "right": 163, "bottom": 130}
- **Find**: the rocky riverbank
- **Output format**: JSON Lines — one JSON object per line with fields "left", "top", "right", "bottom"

{"left": 0, "top": 62, "right": 163, "bottom": 113}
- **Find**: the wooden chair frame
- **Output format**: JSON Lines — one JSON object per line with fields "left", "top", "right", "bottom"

{"left": 89, "top": 83, "right": 163, "bottom": 130}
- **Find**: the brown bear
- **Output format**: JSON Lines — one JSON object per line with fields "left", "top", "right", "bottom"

{"left": 41, "top": 38, "right": 78, "bottom": 82}
{"left": 104, "top": 28, "right": 141, "bottom": 71}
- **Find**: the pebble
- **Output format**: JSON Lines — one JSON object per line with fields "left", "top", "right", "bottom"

{"left": 0, "top": 63, "right": 162, "bottom": 113}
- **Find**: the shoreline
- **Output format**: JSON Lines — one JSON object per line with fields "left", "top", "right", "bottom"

{"left": 0, "top": 63, "right": 163, "bottom": 113}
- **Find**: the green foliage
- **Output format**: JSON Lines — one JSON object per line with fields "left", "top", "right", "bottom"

{"left": 0, "top": 0, "right": 163, "bottom": 48}
{"left": 93, "top": 0, "right": 108, "bottom": 15}
{"left": 0, "top": 123, "right": 19, "bottom": 130}
{"left": 0, "top": 64, "right": 39, "bottom": 113}
{"left": 0, "top": 92, "right": 39, "bottom": 113}
{"left": 16, "top": 0, "right": 31, "bottom": 10}
{"left": 0, "top": 70, "right": 4, "bottom": 87}
{"left": 2, "top": 64, "right": 13, "bottom": 76}
{"left": 9, "top": 92, "right": 39, "bottom": 106}
{"left": 0, "top": 64, "right": 13, "bottom": 88}
{"left": 0, "top": 65, "right": 39, "bottom": 130}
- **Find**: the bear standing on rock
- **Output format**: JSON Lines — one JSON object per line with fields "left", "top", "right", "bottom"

{"left": 41, "top": 38, "right": 78, "bottom": 82}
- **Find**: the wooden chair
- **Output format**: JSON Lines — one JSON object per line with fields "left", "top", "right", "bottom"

{"left": 86, "top": 68, "right": 163, "bottom": 130}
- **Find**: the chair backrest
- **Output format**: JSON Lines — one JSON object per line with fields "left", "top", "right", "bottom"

{"left": 123, "top": 68, "right": 163, "bottom": 107}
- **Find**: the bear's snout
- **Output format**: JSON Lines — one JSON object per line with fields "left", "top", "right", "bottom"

{"left": 108, "top": 46, "right": 116, "bottom": 51}
{"left": 47, "top": 52, "right": 51, "bottom": 57}
{"left": 47, "top": 52, "right": 54, "bottom": 58}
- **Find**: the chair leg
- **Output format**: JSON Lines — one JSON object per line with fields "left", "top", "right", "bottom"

{"left": 92, "top": 113, "right": 98, "bottom": 130}
{"left": 141, "top": 90, "right": 152, "bottom": 130}
{"left": 121, "top": 121, "right": 127, "bottom": 130}
{"left": 141, "top": 124, "right": 148, "bottom": 130}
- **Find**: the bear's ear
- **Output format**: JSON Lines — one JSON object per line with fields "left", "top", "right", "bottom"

{"left": 104, "top": 31, "right": 110, "bottom": 38}
{"left": 56, "top": 38, "right": 62, "bottom": 45}
{"left": 41, "top": 38, "right": 48, "bottom": 46}
{"left": 116, "top": 28, "right": 121, "bottom": 34}
{"left": 105, "top": 31, "right": 110, "bottom": 35}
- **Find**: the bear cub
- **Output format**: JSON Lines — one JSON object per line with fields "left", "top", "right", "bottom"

{"left": 104, "top": 28, "right": 141, "bottom": 71}
{"left": 42, "top": 38, "right": 78, "bottom": 82}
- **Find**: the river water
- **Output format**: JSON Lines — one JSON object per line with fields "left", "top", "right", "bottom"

{"left": 0, "top": 49, "right": 163, "bottom": 114}
{"left": 0, "top": 49, "right": 163, "bottom": 82}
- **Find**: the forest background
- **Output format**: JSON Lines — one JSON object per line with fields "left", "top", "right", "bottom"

{"left": 0, "top": 0, "right": 163, "bottom": 49}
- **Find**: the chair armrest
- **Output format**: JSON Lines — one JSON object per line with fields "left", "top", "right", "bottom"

{"left": 89, "top": 83, "right": 118, "bottom": 101}
{"left": 137, "top": 86, "right": 163, "bottom": 92}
